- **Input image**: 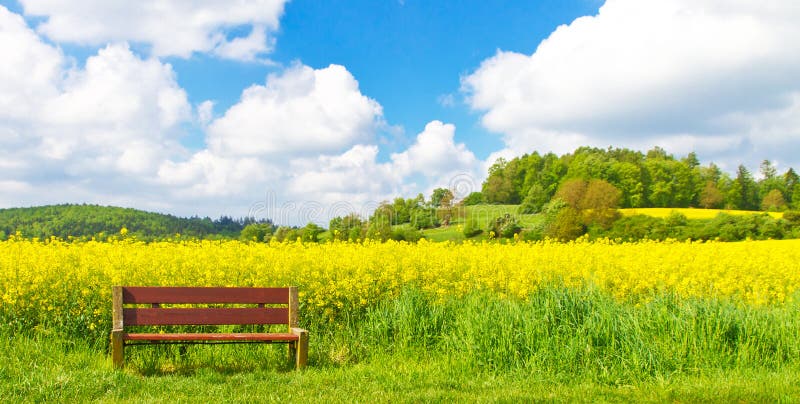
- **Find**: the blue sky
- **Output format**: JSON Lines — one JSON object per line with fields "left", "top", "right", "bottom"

{"left": 1, "top": 0, "right": 799, "bottom": 223}
{"left": 157, "top": 0, "right": 601, "bottom": 158}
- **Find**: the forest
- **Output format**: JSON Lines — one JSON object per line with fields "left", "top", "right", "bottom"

{"left": 3, "top": 146, "right": 800, "bottom": 243}
{"left": 0, "top": 204, "right": 269, "bottom": 240}
{"left": 476, "top": 146, "right": 798, "bottom": 212}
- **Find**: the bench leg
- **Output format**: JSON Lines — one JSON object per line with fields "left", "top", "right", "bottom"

{"left": 294, "top": 329, "right": 308, "bottom": 370}
{"left": 288, "top": 340, "right": 297, "bottom": 364}
{"left": 111, "top": 330, "right": 124, "bottom": 369}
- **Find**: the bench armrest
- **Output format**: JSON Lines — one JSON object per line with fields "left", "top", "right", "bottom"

{"left": 289, "top": 327, "right": 309, "bottom": 369}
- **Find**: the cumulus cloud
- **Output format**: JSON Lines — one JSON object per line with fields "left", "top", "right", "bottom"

{"left": 0, "top": 6, "right": 62, "bottom": 122}
{"left": 463, "top": 0, "right": 800, "bottom": 169}
{"left": 18, "top": 0, "right": 287, "bottom": 60}
{"left": 0, "top": 6, "right": 485, "bottom": 222}
{"left": 288, "top": 145, "right": 400, "bottom": 204}
{"left": 391, "top": 121, "right": 479, "bottom": 179}
{"left": 0, "top": 6, "right": 192, "bottom": 202}
{"left": 207, "top": 64, "right": 383, "bottom": 158}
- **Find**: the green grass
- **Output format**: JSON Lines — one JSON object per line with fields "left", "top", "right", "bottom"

{"left": 3, "top": 288, "right": 800, "bottom": 402}
{"left": 2, "top": 337, "right": 798, "bottom": 402}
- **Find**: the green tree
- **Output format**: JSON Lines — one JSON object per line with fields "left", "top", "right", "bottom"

{"left": 728, "top": 165, "right": 759, "bottom": 210}
{"left": 544, "top": 206, "right": 585, "bottom": 241}
{"left": 410, "top": 208, "right": 439, "bottom": 229}
{"left": 783, "top": 168, "right": 799, "bottom": 205}
{"left": 365, "top": 215, "right": 392, "bottom": 241}
{"left": 482, "top": 158, "right": 517, "bottom": 203}
{"left": 699, "top": 181, "right": 724, "bottom": 209}
{"left": 518, "top": 183, "right": 549, "bottom": 214}
{"left": 554, "top": 178, "right": 587, "bottom": 209}
{"left": 329, "top": 214, "right": 365, "bottom": 241}
{"left": 431, "top": 188, "right": 454, "bottom": 208}
{"left": 758, "top": 160, "right": 785, "bottom": 202}
{"left": 580, "top": 179, "right": 621, "bottom": 229}
{"left": 609, "top": 161, "right": 645, "bottom": 208}
{"left": 301, "top": 223, "right": 324, "bottom": 242}
{"left": 761, "top": 189, "right": 787, "bottom": 211}
{"left": 461, "top": 192, "right": 484, "bottom": 206}
{"left": 240, "top": 223, "right": 274, "bottom": 242}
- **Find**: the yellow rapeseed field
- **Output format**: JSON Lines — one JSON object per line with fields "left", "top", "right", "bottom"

{"left": 2, "top": 236, "right": 799, "bottom": 334}
{"left": 619, "top": 208, "right": 783, "bottom": 219}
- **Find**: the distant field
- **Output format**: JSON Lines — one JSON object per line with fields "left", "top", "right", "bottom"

{"left": 325, "top": 206, "right": 785, "bottom": 243}
{"left": 620, "top": 208, "right": 783, "bottom": 219}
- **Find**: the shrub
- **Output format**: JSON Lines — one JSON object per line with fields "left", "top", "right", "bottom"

{"left": 518, "top": 184, "right": 549, "bottom": 214}
{"left": 240, "top": 223, "right": 274, "bottom": 242}
{"left": 411, "top": 208, "right": 439, "bottom": 229}
{"left": 490, "top": 214, "right": 521, "bottom": 238}
{"left": 462, "top": 216, "right": 482, "bottom": 238}
{"left": 461, "top": 192, "right": 484, "bottom": 206}
{"left": 782, "top": 210, "right": 800, "bottom": 225}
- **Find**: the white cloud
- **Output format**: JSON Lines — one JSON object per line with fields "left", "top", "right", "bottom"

{"left": 0, "top": 6, "right": 487, "bottom": 223}
{"left": 157, "top": 150, "right": 275, "bottom": 197}
{"left": 197, "top": 100, "right": 215, "bottom": 126}
{"left": 289, "top": 145, "right": 400, "bottom": 203}
{"left": 463, "top": 0, "right": 800, "bottom": 168}
{"left": 18, "top": 0, "right": 287, "bottom": 60}
{"left": 391, "top": 120, "right": 479, "bottom": 179}
{"left": 0, "top": 6, "right": 192, "bottom": 196}
{"left": 0, "top": 6, "right": 62, "bottom": 121}
{"left": 207, "top": 64, "right": 383, "bottom": 157}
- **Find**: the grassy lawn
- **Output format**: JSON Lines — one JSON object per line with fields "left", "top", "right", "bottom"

{"left": 4, "top": 289, "right": 800, "bottom": 402}
{"left": 2, "top": 336, "right": 798, "bottom": 403}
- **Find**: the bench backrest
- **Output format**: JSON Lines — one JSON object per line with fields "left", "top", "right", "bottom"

{"left": 112, "top": 286, "right": 299, "bottom": 329}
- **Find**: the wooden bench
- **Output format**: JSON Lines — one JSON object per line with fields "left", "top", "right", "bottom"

{"left": 110, "top": 286, "right": 309, "bottom": 370}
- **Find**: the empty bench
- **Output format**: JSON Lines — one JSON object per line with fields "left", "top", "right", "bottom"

{"left": 110, "top": 286, "right": 309, "bottom": 369}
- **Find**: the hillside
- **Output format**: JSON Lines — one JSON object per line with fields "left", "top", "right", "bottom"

{"left": 420, "top": 204, "right": 798, "bottom": 242}
{"left": 0, "top": 204, "right": 260, "bottom": 240}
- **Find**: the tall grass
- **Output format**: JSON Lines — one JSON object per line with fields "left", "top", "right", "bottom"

{"left": 323, "top": 288, "right": 800, "bottom": 384}
{"left": 4, "top": 287, "right": 799, "bottom": 382}
{"left": 3, "top": 287, "right": 800, "bottom": 401}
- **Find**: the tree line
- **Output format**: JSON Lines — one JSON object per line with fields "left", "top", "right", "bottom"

{"left": 472, "top": 146, "right": 798, "bottom": 213}
{"left": 0, "top": 204, "right": 269, "bottom": 240}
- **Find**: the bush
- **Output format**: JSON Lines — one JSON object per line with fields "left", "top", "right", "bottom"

{"left": 490, "top": 214, "right": 521, "bottom": 238}
{"left": 783, "top": 211, "right": 800, "bottom": 225}
{"left": 301, "top": 223, "right": 324, "bottom": 242}
{"left": 545, "top": 207, "right": 585, "bottom": 241}
{"left": 240, "top": 223, "right": 274, "bottom": 242}
{"left": 330, "top": 214, "right": 365, "bottom": 241}
{"left": 365, "top": 217, "right": 392, "bottom": 241}
{"left": 462, "top": 216, "right": 482, "bottom": 238}
{"left": 518, "top": 184, "right": 549, "bottom": 214}
{"left": 387, "top": 225, "right": 423, "bottom": 242}
{"left": 411, "top": 209, "right": 439, "bottom": 229}
{"left": 603, "top": 215, "right": 661, "bottom": 241}
{"left": 462, "top": 192, "right": 484, "bottom": 206}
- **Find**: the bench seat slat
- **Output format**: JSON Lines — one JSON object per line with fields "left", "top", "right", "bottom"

{"left": 122, "top": 287, "right": 289, "bottom": 304}
{"left": 123, "top": 307, "right": 288, "bottom": 326}
{"left": 123, "top": 332, "right": 299, "bottom": 342}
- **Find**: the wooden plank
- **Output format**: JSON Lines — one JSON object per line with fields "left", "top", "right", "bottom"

{"left": 288, "top": 286, "right": 298, "bottom": 328}
{"left": 112, "top": 286, "right": 123, "bottom": 329}
{"left": 123, "top": 332, "right": 299, "bottom": 341}
{"left": 110, "top": 329, "right": 124, "bottom": 369}
{"left": 121, "top": 287, "right": 289, "bottom": 304}
{"left": 123, "top": 307, "right": 289, "bottom": 326}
